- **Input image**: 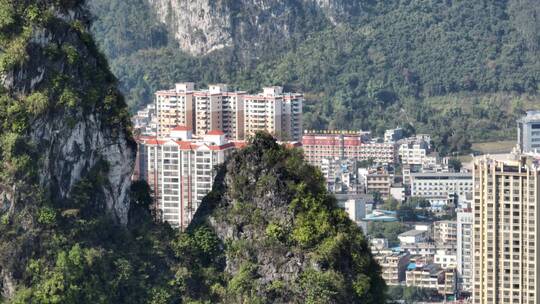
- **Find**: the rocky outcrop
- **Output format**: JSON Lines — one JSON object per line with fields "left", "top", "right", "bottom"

{"left": 0, "top": 1, "right": 135, "bottom": 224}
{"left": 0, "top": 1, "right": 135, "bottom": 298}
{"left": 146, "top": 0, "right": 360, "bottom": 56}
{"left": 187, "top": 133, "right": 385, "bottom": 303}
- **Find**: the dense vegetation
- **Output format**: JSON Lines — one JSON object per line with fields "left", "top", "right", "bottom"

{"left": 90, "top": 0, "right": 539, "bottom": 155}
{"left": 178, "top": 133, "right": 386, "bottom": 303}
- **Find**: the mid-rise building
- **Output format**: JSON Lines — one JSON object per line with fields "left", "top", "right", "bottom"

{"left": 433, "top": 220, "right": 457, "bottom": 245}
{"left": 434, "top": 247, "right": 457, "bottom": 270}
{"left": 473, "top": 155, "right": 540, "bottom": 304}
{"left": 457, "top": 209, "right": 473, "bottom": 293}
{"left": 518, "top": 110, "right": 540, "bottom": 153}
{"left": 373, "top": 250, "right": 410, "bottom": 285}
{"left": 302, "top": 131, "right": 396, "bottom": 166}
{"left": 384, "top": 127, "right": 404, "bottom": 143}
{"left": 398, "top": 136, "right": 430, "bottom": 165}
{"left": 410, "top": 172, "right": 473, "bottom": 205}
{"left": 136, "top": 127, "right": 238, "bottom": 229}
{"left": 365, "top": 171, "right": 393, "bottom": 199}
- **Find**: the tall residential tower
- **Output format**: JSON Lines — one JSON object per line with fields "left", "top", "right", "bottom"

{"left": 473, "top": 155, "right": 540, "bottom": 304}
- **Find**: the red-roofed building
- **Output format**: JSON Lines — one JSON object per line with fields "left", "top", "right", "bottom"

{"left": 302, "top": 130, "right": 397, "bottom": 166}
{"left": 135, "top": 131, "right": 239, "bottom": 229}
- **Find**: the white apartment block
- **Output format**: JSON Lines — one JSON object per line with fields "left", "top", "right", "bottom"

{"left": 155, "top": 83, "right": 301, "bottom": 141}
{"left": 410, "top": 172, "right": 473, "bottom": 204}
{"left": 136, "top": 127, "right": 238, "bottom": 229}
{"left": 518, "top": 110, "right": 540, "bottom": 153}
{"left": 457, "top": 209, "right": 473, "bottom": 293}
{"left": 434, "top": 248, "right": 457, "bottom": 270}
{"left": 473, "top": 155, "right": 540, "bottom": 304}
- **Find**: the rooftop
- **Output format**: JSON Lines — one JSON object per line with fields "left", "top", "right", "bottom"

{"left": 399, "top": 230, "right": 426, "bottom": 237}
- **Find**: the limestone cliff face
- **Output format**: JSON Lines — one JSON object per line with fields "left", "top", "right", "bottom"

{"left": 147, "top": 0, "right": 360, "bottom": 56}
{"left": 0, "top": 1, "right": 135, "bottom": 298}
{"left": 0, "top": 3, "right": 134, "bottom": 225}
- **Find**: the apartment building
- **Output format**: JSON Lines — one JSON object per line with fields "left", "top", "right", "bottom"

{"left": 302, "top": 130, "right": 396, "bottom": 166}
{"left": 398, "top": 136, "right": 430, "bottom": 165}
{"left": 433, "top": 220, "right": 457, "bottom": 245}
{"left": 457, "top": 209, "right": 473, "bottom": 293}
{"left": 155, "top": 83, "right": 301, "bottom": 140}
{"left": 373, "top": 250, "right": 410, "bottom": 285}
{"left": 518, "top": 110, "right": 540, "bottom": 153}
{"left": 243, "top": 86, "right": 303, "bottom": 141}
{"left": 155, "top": 82, "right": 195, "bottom": 137}
{"left": 473, "top": 155, "right": 540, "bottom": 304}
{"left": 434, "top": 247, "right": 457, "bottom": 270}
{"left": 136, "top": 127, "right": 238, "bottom": 229}
{"left": 410, "top": 172, "right": 473, "bottom": 204}
{"left": 366, "top": 172, "right": 393, "bottom": 199}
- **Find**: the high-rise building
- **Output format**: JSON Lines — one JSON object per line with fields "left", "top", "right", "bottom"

{"left": 473, "top": 155, "right": 540, "bottom": 304}
{"left": 155, "top": 83, "right": 301, "bottom": 141}
{"left": 155, "top": 82, "right": 195, "bottom": 137}
{"left": 136, "top": 127, "right": 238, "bottom": 229}
{"left": 518, "top": 110, "right": 540, "bottom": 153}
{"left": 243, "top": 86, "right": 303, "bottom": 141}
{"left": 457, "top": 209, "right": 473, "bottom": 294}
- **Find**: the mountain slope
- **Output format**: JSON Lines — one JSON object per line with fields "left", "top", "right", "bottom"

{"left": 177, "top": 133, "right": 385, "bottom": 303}
{"left": 0, "top": 1, "right": 177, "bottom": 302}
{"left": 90, "top": 0, "right": 539, "bottom": 153}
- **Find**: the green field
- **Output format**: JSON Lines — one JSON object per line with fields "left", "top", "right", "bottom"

{"left": 471, "top": 140, "right": 516, "bottom": 154}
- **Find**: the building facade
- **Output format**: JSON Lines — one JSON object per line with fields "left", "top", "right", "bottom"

{"left": 518, "top": 110, "right": 540, "bottom": 153}
{"left": 473, "top": 155, "right": 540, "bottom": 304}
{"left": 301, "top": 131, "right": 396, "bottom": 166}
{"left": 433, "top": 220, "right": 457, "bottom": 245}
{"left": 373, "top": 251, "right": 410, "bottom": 285}
{"left": 457, "top": 209, "right": 473, "bottom": 293}
{"left": 155, "top": 83, "right": 301, "bottom": 141}
{"left": 136, "top": 128, "right": 237, "bottom": 229}
{"left": 410, "top": 172, "right": 473, "bottom": 204}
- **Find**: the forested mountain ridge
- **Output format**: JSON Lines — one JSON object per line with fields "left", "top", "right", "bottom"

{"left": 90, "top": 0, "right": 540, "bottom": 154}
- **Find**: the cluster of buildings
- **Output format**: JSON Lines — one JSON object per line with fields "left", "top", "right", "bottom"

{"left": 133, "top": 83, "right": 540, "bottom": 303}
{"left": 369, "top": 111, "right": 540, "bottom": 303}
{"left": 133, "top": 83, "right": 303, "bottom": 229}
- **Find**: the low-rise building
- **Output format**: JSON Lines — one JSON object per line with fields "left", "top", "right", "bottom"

{"left": 406, "top": 263, "right": 443, "bottom": 290}
{"left": 398, "top": 229, "right": 428, "bottom": 245}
